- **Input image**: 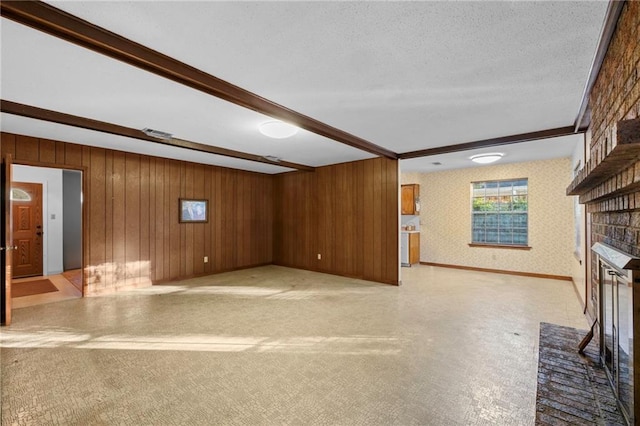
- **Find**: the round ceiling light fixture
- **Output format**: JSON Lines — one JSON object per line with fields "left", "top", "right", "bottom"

{"left": 469, "top": 153, "right": 504, "bottom": 164}
{"left": 258, "top": 120, "right": 299, "bottom": 139}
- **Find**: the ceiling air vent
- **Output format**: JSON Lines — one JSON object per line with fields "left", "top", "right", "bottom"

{"left": 142, "top": 128, "right": 173, "bottom": 141}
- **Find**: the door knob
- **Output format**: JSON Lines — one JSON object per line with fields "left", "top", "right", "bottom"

{"left": 36, "top": 231, "right": 43, "bottom": 236}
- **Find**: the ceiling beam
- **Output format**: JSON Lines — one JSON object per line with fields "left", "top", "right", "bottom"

{"left": 399, "top": 126, "right": 582, "bottom": 159}
{"left": 0, "top": 1, "right": 397, "bottom": 160}
{"left": 0, "top": 100, "right": 315, "bottom": 172}
{"left": 573, "top": 0, "right": 626, "bottom": 131}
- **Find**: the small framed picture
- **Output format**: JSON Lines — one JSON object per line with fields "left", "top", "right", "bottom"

{"left": 179, "top": 199, "right": 208, "bottom": 223}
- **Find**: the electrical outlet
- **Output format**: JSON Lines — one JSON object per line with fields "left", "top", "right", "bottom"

{"left": 317, "top": 254, "right": 321, "bottom": 260}
{"left": 204, "top": 256, "right": 209, "bottom": 263}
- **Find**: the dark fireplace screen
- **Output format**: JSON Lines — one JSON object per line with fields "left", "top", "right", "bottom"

{"left": 593, "top": 242, "right": 638, "bottom": 426}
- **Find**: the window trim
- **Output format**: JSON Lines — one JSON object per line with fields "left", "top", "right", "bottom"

{"left": 468, "top": 243, "right": 531, "bottom": 250}
{"left": 470, "top": 177, "right": 529, "bottom": 247}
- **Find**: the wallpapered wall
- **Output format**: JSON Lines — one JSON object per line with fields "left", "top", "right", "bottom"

{"left": 402, "top": 157, "right": 577, "bottom": 277}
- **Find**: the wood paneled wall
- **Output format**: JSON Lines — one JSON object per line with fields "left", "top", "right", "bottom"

{"left": 274, "top": 158, "right": 399, "bottom": 285}
{"left": 1, "top": 133, "right": 273, "bottom": 295}
{"left": 1, "top": 132, "right": 399, "bottom": 292}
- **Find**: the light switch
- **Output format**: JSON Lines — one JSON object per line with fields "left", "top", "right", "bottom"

{"left": 51, "top": 214, "right": 56, "bottom": 220}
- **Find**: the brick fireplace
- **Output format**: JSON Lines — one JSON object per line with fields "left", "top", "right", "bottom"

{"left": 566, "top": 1, "right": 639, "bottom": 424}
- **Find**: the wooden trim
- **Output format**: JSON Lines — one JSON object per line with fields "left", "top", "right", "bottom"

{"left": 399, "top": 126, "right": 579, "bottom": 159}
{"left": 0, "top": 1, "right": 396, "bottom": 160}
{"left": 573, "top": 0, "right": 627, "bottom": 131}
{"left": 468, "top": 243, "right": 532, "bottom": 250}
{"left": 1, "top": 100, "right": 315, "bottom": 172}
{"left": 420, "top": 262, "right": 572, "bottom": 282}
{"left": 7, "top": 157, "right": 86, "bottom": 172}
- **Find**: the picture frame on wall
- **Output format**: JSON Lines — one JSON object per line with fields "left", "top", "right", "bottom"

{"left": 179, "top": 199, "right": 208, "bottom": 223}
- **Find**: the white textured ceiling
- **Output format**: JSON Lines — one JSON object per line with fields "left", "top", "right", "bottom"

{"left": 1, "top": 1, "right": 608, "bottom": 173}
{"left": 401, "top": 133, "right": 582, "bottom": 173}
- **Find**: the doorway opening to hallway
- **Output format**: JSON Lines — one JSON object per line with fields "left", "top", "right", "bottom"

{"left": 10, "top": 165, "right": 83, "bottom": 308}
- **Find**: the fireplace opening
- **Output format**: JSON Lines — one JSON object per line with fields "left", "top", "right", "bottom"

{"left": 592, "top": 242, "right": 639, "bottom": 425}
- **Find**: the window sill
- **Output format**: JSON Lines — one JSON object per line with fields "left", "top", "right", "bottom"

{"left": 468, "top": 243, "right": 532, "bottom": 250}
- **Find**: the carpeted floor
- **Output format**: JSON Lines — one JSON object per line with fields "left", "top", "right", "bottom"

{"left": 12, "top": 279, "right": 59, "bottom": 298}
{"left": 536, "top": 322, "right": 626, "bottom": 425}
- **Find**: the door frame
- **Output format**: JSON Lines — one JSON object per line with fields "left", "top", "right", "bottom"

{"left": 1, "top": 154, "right": 13, "bottom": 325}
{"left": 6, "top": 161, "right": 87, "bottom": 305}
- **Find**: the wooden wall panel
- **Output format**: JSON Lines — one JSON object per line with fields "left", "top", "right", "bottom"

{"left": 55, "top": 143, "right": 66, "bottom": 165}
{"left": 192, "top": 164, "right": 205, "bottom": 276}
{"left": 64, "top": 144, "right": 83, "bottom": 167}
{"left": 112, "top": 151, "right": 126, "bottom": 290}
{"left": 124, "top": 153, "right": 141, "bottom": 287}
{"left": 168, "top": 161, "right": 182, "bottom": 280}
{"left": 203, "top": 166, "right": 212, "bottom": 275}
{"left": 148, "top": 158, "right": 157, "bottom": 281}
{"left": 273, "top": 157, "right": 399, "bottom": 285}
{"left": 385, "top": 160, "right": 399, "bottom": 281}
{"left": 212, "top": 168, "right": 223, "bottom": 272}
{"left": 39, "top": 139, "right": 56, "bottom": 164}
{"left": 15, "top": 135, "right": 39, "bottom": 162}
{"left": 1, "top": 133, "right": 16, "bottom": 156}
{"left": 2, "top": 131, "right": 397, "bottom": 290}
{"left": 139, "top": 156, "right": 150, "bottom": 283}
{"left": 88, "top": 148, "right": 106, "bottom": 288}
{"left": 1, "top": 132, "right": 274, "bottom": 295}
{"left": 104, "top": 150, "right": 114, "bottom": 289}
{"left": 184, "top": 162, "right": 194, "bottom": 277}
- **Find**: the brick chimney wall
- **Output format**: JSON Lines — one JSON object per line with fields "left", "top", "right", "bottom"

{"left": 585, "top": 0, "right": 639, "bottom": 317}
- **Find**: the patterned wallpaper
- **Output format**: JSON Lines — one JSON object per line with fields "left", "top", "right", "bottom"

{"left": 402, "top": 158, "right": 577, "bottom": 277}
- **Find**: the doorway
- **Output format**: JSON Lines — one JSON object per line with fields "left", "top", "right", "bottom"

{"left": 9, "top": 165, "right": 83, "bottom": 308}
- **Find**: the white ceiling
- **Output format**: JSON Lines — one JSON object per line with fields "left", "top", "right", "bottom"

{"left": 401, "top": 133, "right": 582, "bottom": 173}
{"left": 1, "top": 1, "right": 608, "bottom": 173}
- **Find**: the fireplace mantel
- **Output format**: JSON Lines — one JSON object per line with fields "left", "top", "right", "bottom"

{"left": 567, "top": 117, "right": 640, "bottom": 202}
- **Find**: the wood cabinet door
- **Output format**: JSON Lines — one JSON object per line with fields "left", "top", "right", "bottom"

{"left": 409, "top": 233, "right": 420, "bottom": 264}
{"left": 401, "top": 185, "right": 415, "bottom": 215}
{"left": 12, "top": 182, "right": 43, "bottom": 278}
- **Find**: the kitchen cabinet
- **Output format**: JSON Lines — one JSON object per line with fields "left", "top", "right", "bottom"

{"left": 401, "top": 232, "right": 420, "bottom": 266}
{"left": 401, "top": 184, "right": 420, "bottom": 215}
{"left": 409, "top": 232, "right": 420, "bottom": 264}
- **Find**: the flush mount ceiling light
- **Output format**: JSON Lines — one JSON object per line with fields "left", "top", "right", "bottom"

{"left": 470, "top": 153, "right": 504, "bottom": 164}
{"left": 258, "top": 120, "right": 299, "bottom": 139}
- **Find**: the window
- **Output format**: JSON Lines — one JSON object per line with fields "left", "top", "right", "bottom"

{"left": 10, "top": 188, "right": 31, "bottom": 201}
{"left": 471, "top": 178, "right": 528, "bottom": 246}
